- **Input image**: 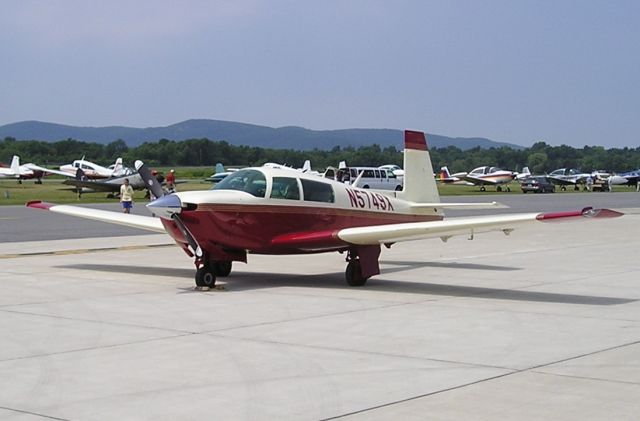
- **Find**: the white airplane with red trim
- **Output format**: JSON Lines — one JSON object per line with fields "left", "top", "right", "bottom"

{"left": 26, "top": 130, "right": 622, "bottom": 288}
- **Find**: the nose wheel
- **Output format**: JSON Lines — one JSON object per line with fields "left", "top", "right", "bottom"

{"left": 195, "top": 264, "right": 216, "bottom": 287}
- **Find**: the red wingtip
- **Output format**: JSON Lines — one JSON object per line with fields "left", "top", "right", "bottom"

{"left": 26, "top": 200, "right": 54, "bottom": 210}
{"left": 536, "top": 207, "right": 624, "bottom": 221}
{"left": 405, "top": 130, "right": 428, "bottom": 151}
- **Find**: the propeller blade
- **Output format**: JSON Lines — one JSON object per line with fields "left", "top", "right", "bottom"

{"left": 135, "top": 160, "right": 164, "bottom": 199}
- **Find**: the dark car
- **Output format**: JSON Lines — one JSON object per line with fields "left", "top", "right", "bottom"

{"left": 521, "top": 176, "right": 555, "bottom": 193}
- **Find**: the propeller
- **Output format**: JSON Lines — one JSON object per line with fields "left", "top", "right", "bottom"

{"left": 135, "top": 160, "right": 164, "bottom": 199}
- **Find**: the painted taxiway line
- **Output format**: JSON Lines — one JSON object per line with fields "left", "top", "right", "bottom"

{"left": 0, "top": 243, "right": 173, "bottom": 260}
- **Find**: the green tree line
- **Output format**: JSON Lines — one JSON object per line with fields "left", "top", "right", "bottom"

{"left": 2, "top": 137, "right": 640, "bottom": 174}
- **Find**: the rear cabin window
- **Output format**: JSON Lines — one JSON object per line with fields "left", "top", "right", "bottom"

{"left": 301, "top": 179, "right": 335, "bottom": 203}
{"left": 212, "top": 169, "right": 267, "bottom": 198}
{"left": 362, "top": 169, "right": 375, "bottom": 178}
{"left": 270, "top": 177, "right": 300, "bottom": 200}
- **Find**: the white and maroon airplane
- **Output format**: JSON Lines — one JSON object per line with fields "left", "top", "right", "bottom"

{"left": 27, "top": 130, "right": 621, "bottom": 288}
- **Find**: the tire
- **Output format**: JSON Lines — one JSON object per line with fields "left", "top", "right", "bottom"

{"left": 395, "top": 185, "right": 403, "bottom": 191}
{"left": 362, "top": 185, "right": 370, "bottom": 189}
{"left": 213, "top": 261, "right": 232, "bottom": 277}
{"left": 195, "top": 266, "right": 216, "bottom": 287}
{"left": 345, "top": 260, "right": 367, "bottom": 287}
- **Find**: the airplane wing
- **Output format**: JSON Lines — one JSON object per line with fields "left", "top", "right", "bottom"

{"left": 26, "top": 201, "right": 166, "bottom": 233}
{"left": 23, "top": 163, "right": 75, "bottom": 177}
{"left": 459, "top": 175, "right": 499, "bottom": 186}
{"left": 547, "top": 176, "right": 574, "bottom": 186}
{"left": 62, "top": 179, "right": 121, "bottom": 192}
{"left": 335, "top": 208, "right": 621, "bottom": 245}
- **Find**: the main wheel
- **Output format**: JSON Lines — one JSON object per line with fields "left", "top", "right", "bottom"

{"left": 496, "top": 186, "right": 502, "bottom": 192}
{"left": 195, "top": 265, "right": 216, "bottom": 287}
{"left": 213, "top": 261, "right": 232, "bottom": 277}
{"left": 480, "top": 186, "right": 486, "bottom": 192}
{"left": 345, "top": 260, "right": 367, "bottom": 287}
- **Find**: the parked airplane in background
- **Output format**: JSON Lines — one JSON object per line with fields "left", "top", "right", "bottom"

{"left": 515, "top": 167, "right": 531, "bottom": 181}
{"left": 547, "top": 168, "right": 591, "bottom": 191}
{"left": 62, "top": 167, "right": 148, "bottom": 196}
{"left": 59, "top": 157, "right": 127, "bottom": 179}
{"left": 0, "top": 155, "right": 45, "bottom": 183}
{"left": 27, "top": 130, "right": 622, "bottom": 288}
{"left": 458, "top": 166, "right": 517, "bottom": 191}
{"left": 205, "top": 163, "right": 238, "bottom": 183}
{"left": 436, "top": 166, "right": 467, "bottom": 184}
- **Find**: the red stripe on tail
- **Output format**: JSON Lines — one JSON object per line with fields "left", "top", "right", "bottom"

{"left": 405, "top": 130, "right": 427, "bottom": 151}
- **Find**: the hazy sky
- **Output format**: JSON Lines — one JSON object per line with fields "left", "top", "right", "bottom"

{"left": 1, "top": 0, "right": 638, "bottom": 148}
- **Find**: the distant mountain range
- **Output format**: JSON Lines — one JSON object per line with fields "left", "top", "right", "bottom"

{"left": 0, "top": 119, "right": 524, "bottom": 151}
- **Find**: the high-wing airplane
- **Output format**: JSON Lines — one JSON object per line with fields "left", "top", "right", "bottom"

{"left": 59, "top": 157, "right": 127, "bottom": 179}
{"left": 458, "top": 166, "right": 517, "bottom": 191}
{"left": 0, "top": 155, "right": 45, "bottom": 183}
{"left": 27, "top": 130, "right": 622, "bottom": 288}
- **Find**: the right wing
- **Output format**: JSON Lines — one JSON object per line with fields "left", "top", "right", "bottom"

{"left": 336, "top": 208, "right": 622, "bottom": 245}
{"left": 26, "top": 201, "right": 166, "bottom": 233}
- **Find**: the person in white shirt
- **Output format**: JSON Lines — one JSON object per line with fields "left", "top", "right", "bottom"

{"left": 120, "top": 178, "right": 134, "bottom": 213}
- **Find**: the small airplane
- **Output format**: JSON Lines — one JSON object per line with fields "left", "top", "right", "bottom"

{"left": 27, "top": 130, "right": 622, "bottom": 288}
{"left": 61, "top": 167, "right": 148, "bottom": 196}
{"left": 547, "top": 168, "right": 592, "bottom": 191}
{"left": 610, "top": 170, "right": 640, "bottom": 187}
{"left": 458, "top": 166, "right": 517, "bottom": 191}
{"left": 204, "top": 163, "right": 239, "bottom": 183}
{"left": 0, "top": 155, "right": 45, "bottom": 183}
{"left": 59, "top": 157, "right": 128, "bottom": 179}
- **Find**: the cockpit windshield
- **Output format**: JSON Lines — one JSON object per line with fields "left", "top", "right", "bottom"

{"left": 211, "top": 169, "right": 267, "bottom": 197}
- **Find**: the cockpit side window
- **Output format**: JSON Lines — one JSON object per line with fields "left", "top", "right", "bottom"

{"left": 270, "top": 177, "right": 300, "bottom": 200}
{"left": 212, "top": 169, "right": 266, "bottom": 197}
{"left": 300, "top": 179, "right": 335, "bottom": 203}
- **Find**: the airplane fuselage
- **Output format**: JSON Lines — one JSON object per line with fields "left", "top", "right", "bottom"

{"left": 151, "top": 167, "right": 441, "bottom": 260}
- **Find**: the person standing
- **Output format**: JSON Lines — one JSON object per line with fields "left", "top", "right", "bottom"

{"left": 166, "top": 169, "right": 176, "bottom": 192}
{"left": 120, "top": 178, "right": 134, "bottom": 213}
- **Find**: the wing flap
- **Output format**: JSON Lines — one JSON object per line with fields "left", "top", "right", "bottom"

{"left": 26, "top": 201, "right": 166, "bottom": 233}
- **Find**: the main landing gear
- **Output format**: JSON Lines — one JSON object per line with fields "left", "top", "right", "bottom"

{"left": 345, "top": 249, "right": 369, "bottom": 287}
{"left": 194, "top": 259, "right": 233, "bottom": 288}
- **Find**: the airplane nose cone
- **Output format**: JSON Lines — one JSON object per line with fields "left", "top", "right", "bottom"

{"left": 147, "top": 194, "right": 182, "bottom": 220}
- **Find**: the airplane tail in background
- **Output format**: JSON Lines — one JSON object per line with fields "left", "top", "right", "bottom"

{"left": 301, "top": 160, "right": 312, "bottom": 173}
{"left": 112, "top": 157, "right": 124, "bottom": 176}
{"left": 440, "top": 166, "right": 451, "bottom": 180}
{"left": 10, "top": 155, "right": 20, "bottom": 174}
{"left": 215, "top": 163, "right": 225, "bottom": 174}
{"left": 396, "top": 130, "right": 440, "bottom": 204}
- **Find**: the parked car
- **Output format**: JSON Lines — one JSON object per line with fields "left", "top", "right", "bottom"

{"left": 521, "top": 176, "right": 555, "bottom": 193}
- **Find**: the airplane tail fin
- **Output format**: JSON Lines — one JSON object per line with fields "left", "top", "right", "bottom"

{"left": 215, "top": 163, "right": 225, "bottom": 174}
{"left": 112, "top": 157, "right": 124, "bottom": 176}
{"left": 10, "top": 155, "right": 20, "bottom": 174}
{"left": 396, "top": 130, "right": 440, "bottom": 204}
{"left": 440, "top": 166, "right": 451, "bottom": 180}
{"left": 301, "top": 160, "right": 312, "bottom": 173}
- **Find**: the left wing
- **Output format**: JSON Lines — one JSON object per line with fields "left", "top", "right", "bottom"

{"left": 460, "top": 175, "right": 499, "bottom": 186}
{"left": 26, "top": 201, "right": 166, "bottom": 233}
{"left": 336, "top": 208, "right": 622, "bottom": 245}
{"left": 23, "top": 163, "right": 75, "bottom": 178}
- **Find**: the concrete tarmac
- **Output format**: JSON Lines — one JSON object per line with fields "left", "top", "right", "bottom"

{"left": 1, "top": 198, "right": 639, "bottom": 420}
